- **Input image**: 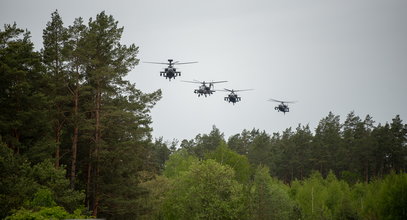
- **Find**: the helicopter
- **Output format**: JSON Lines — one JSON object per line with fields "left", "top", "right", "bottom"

{"left": 268, "top": 98, "right": 296, "bottom": 114}
{"left": 144, "top": 59, "right": 197, "bottom": 81}
{"left": 220, "top": 88, "right": 253, "bottom": 105}
{"left": 182, "top": 80, "right": 227, "bottom": 97}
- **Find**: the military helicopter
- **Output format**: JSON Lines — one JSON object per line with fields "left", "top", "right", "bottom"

{"left": 144, "top": 59, "right": 197, "bottom": 81}
{"left": 268, "top": 98, "right": 296, "bottom": 114}
{"left": 182, "top": 80, "right": 227, "bottom": 97}
{"left": 220, "top": 88, "right": 253, "bottom": 105}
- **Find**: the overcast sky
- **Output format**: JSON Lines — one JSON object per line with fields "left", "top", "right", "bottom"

{"left": 1, "top": 0, "right": 406, "bottom": 143}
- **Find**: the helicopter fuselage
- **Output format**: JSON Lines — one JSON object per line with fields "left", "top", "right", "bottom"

{"left": 275, "top": 104, "right": 289, "bottom": 113}
{"left": 160, "top": 66, "right": 180, "bottom": 80}
{"left": 225, "top": 94, "right": 241, "bottom": 104}
{"left": 194, "top": 84, "right": 214, "bottom": 97}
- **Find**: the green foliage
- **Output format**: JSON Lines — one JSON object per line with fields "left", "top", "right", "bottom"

{"left": 42, "top": 9, "right": 72, "bottom": 168}
{"left": 361, "top": 172, "right": 407, "bottom": 220}
{"left": 163, "top": 149, "right": 199, "bottom": 178}
{"left": 31, "top": 189, "right": 56, "bottom": 208}
{"left": 150, "top": 138, "right": 173, "bottom": 172}
{"left": 0, "top": 144, "right": 36, "bottom": 218}
{"left": 0, "top": 144, "right": 85, "bottom": 218}
{"left": 378, "top": 172, "right": 407, "bottom": 219}
{"left": 95, "top": 86, "right": 160, "bottom": 219}
{"left": 247, "top": 131, "right": 271, "bottom": 167}
{"left": 6, "top": 206, "right": 88, "bottom": 220}
{"left": 162, "top": 159, "right": 246, "bottom": 220}
{"left": 225, "top": 112, "right": 407, "bottom": 185}
{"left": 314, "top": 112, "right": 343, "bottom": 176}
{"left": 205, "top": 143, "right": 251, "bottom": 184}
{"left": 228, "top": 129, "right": 259, "bottom": 155}
{"left": 6, "top": 187, "right": 88, "bottom": 220}
{"left": 30, "top": 160, "right": 85, "bottom": 212}
{"left": 271, "top": 126, "right": 314, "bottom": 182}
{"left": 290, "top": 171, "right": 358, "bottom": 220}
{"left": 0, "top": 23, "right": 50, "bottom": 156}
{"left": 138, "top": 175, "right": 172, "bottom": 219}
{"left": 250, "top": 166, "right": 298, "bottom": 220}
{"left": 66, "top": 11, "right": 162, "bottom": 218}
{"left": 180, "top": 125, "right": 225, "bottom": 158}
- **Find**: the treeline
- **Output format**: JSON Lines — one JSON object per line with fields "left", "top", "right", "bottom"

{"left": 141, "top": 115, "right": 407, "bottom": 219}
{"left": 141, "top": 112, "right": 407, "bottom": 220}
{"left": 181, "top": 112, "right": 407, "bottom": 183}
{"left": 1, "top": 10, "right": 164, "bottom": 219}
{"left": 141, "top": 148, "right": 407, "bottom": 219}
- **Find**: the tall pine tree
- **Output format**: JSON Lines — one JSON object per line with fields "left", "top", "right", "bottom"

{"left": 78, "top": 11, "right": 161, "bottom": 217}
{"left": 0, "top": 23, "right": 50, "bottom": 157}
{"left": 65, "top": 17, "right": 88, "bottom": 189}
{"left": 42, "top": 10, "right": 70, "bottom": 168}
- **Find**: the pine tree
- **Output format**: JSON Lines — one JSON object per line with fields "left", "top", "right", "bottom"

{"left": 0, "top": 23, "right": 50, "bottom": 157}
{"left": 228, "top": 129, "right": 259, "bottom": 155}
{"left": 313, "top": 112, "right": 342, "bottom": 176}
{"left": 78, "top": 11, "right": 161, "bottom": 217}
{"left": 248, "top": 131, "right": 271, "bottom": 167}
{"left": 65, "top": 17, "right": 88, "bottom": 189}
{"left": 42, "top": 10, "right": 70, "bottom": 168}
{"left": 291, "top": 124, "right": 313, "bottom": 180}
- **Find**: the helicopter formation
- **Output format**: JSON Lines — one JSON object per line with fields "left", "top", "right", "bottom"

{"left": 144, "top": 59, "right": 296, "bottom": 113}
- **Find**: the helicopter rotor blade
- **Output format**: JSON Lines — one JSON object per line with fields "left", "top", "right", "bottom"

{"left": 210, "top": 80, "right": 228, "bottom": 84}
{"left": 268, "top": 98, "right": 296, "bottom": 103}
{"left": 181, "top": 80, "right": 202, "bottom": 84}
{"left": 213, "top": 89, "right": 232, "bottom": 93}
{"left": 233, "top": 89, "right": 254, "bottom": 92}
{"left": 143, "top": 61, "right": 169, "bottom": 65}
{"left": 173, "top": 61, "right": 198, "bottom": 65}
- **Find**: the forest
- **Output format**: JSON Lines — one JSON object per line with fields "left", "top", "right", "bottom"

{"left": 1, "top": 10, "right": 406, "bottom": 219}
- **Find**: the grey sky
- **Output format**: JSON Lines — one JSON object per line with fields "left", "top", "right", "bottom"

{"left": 1, "top": 0, "right": 406, "bottom": 143}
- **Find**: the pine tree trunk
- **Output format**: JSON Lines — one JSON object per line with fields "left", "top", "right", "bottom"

{"left": 55, "top": 127, "right": 61, "bottom": 168}
{"left": 70, "top": 126, "right": 78, "bottom": 189}
{"left": 320, "top": 163, "right": 323, "bottom": 175}
{"left": 92, "top": 87, "right": 101, "bottom": 217}
{"left": 365, "top": 161, "right": 369, "bottom": 183}
{"left": 12, "top": 129, "right": 20, "bottom": 154}
{"left": 86, "top": 153, "right": 92, "bottom": 210}
{"left": 54, "top": 45, "right": 61, "bottom": 169}
{"left": 70, "top": 87, "right": 79, "bottom": 189}
{"left": 311, "top": 186, "right": 314, "bottom": 214}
